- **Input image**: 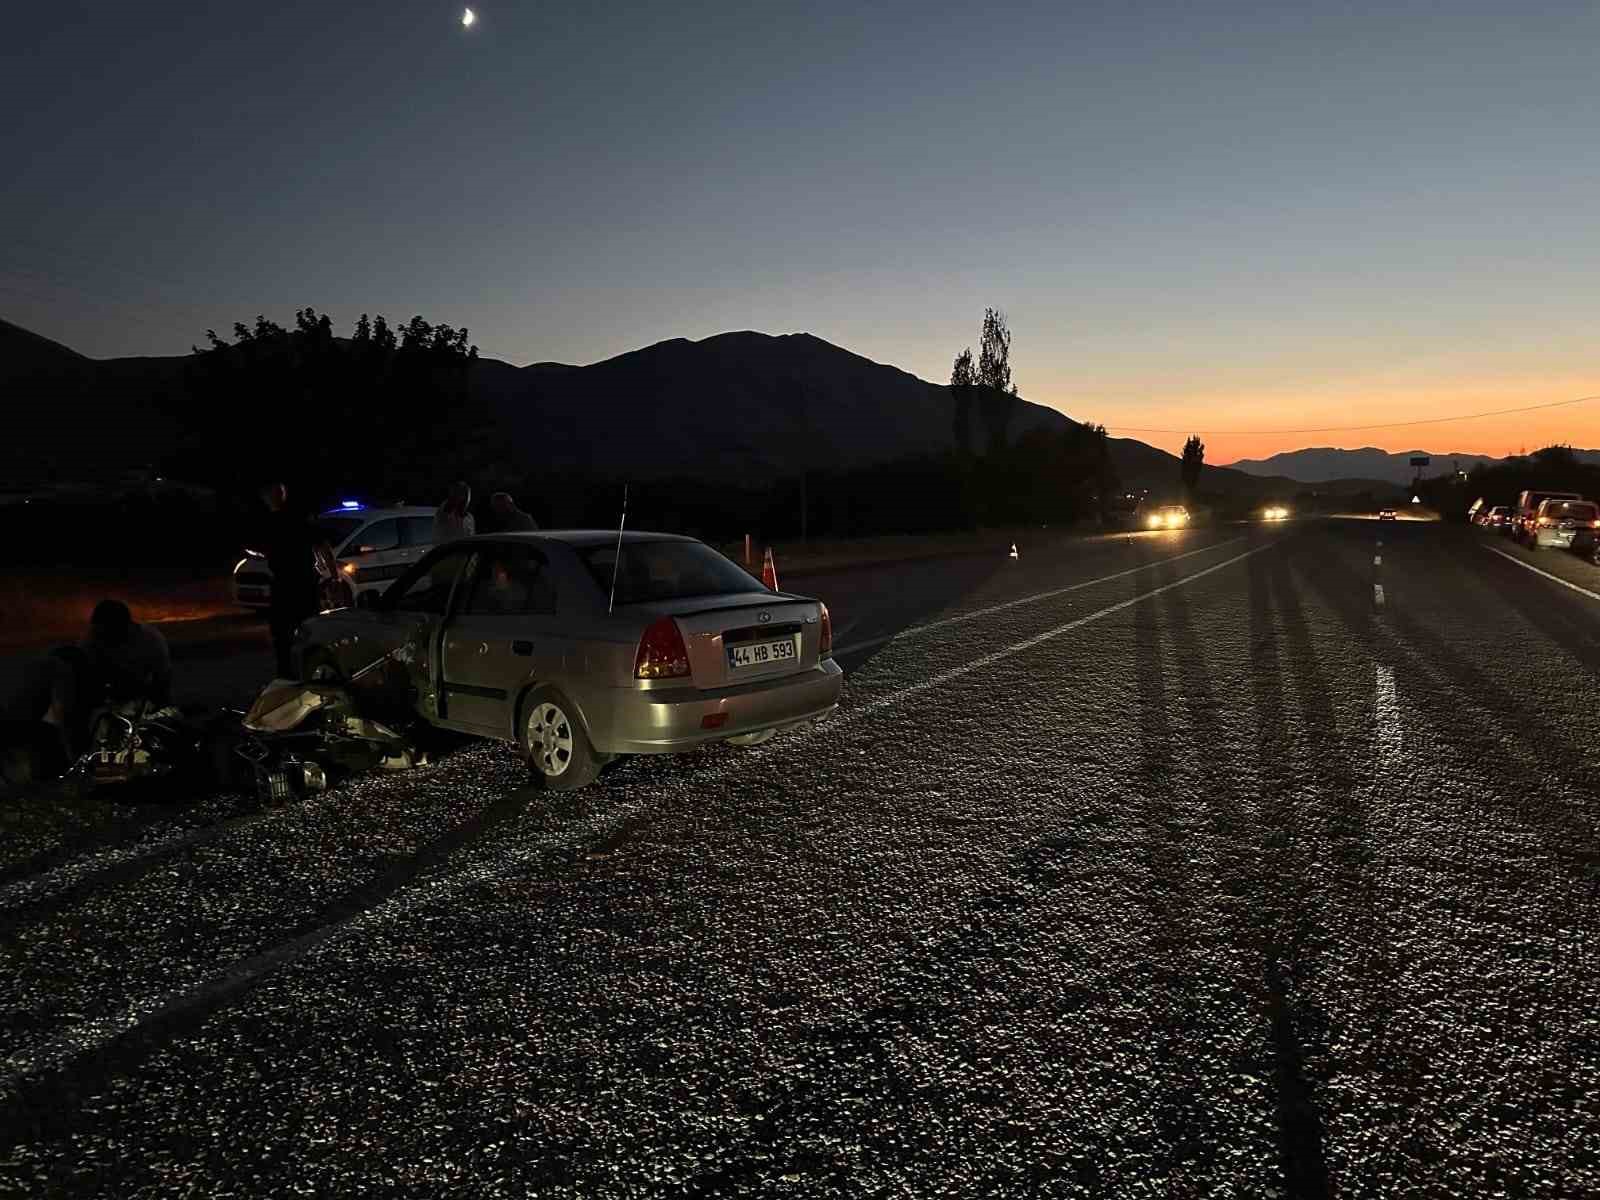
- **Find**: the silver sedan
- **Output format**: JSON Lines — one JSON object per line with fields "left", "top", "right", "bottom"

{"left": 291, "top": 531, "right": 843, "bottom": 789}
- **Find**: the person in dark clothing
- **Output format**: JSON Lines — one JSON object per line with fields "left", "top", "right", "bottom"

{"left": 1, "top": 608, "right": 170, "bottom": 788}
{"left": 259, "top": 482, "right": 330, "bottom": 679}
{"left": 0, "top": 649, "right": 85, "bottom": 778}
{"left": 489, "top": 492, "right": 538, "bottom": 532}
{"left": 82, "top": 600, "right": 172, "bottom": 706}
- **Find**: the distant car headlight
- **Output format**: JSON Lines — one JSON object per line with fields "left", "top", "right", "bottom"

{"left": 1147, "top": 514, "right": 1163, "bottom": 528}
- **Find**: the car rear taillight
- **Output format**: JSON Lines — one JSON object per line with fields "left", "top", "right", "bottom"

{"left": 635, "top": 617, "right": 690, "bottom": 679}
{"left": 818, "top": 602, "right": 833, "bottom": 658}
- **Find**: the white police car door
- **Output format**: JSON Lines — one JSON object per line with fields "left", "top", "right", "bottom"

{"left": 398, "top": 516, "right": 435, "bottom": 566}
{"left": 345, "top": 518, "right": 410, "bottom": 598}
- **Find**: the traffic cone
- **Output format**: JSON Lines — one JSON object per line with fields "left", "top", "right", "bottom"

{"left": 1009, "top": 543, "right": 1019, "bottom": 560}
{"left": 761, "top": 547, "right": 779, "bottom": 591}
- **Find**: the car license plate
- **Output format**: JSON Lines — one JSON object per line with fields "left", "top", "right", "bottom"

{"left": 727, "top": 635, "right": 798, "bottom": 670}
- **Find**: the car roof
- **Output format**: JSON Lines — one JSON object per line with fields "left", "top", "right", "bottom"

{"left": 319, "top": 506, "right": 437, "bottom": 519}
{"left": 455, "top": 529, "right": 701, "bottom": 549}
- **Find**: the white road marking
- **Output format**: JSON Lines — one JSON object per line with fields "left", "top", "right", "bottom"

{"left": 835, "top": 543, "right": 1270, "bottom": 728}
{"left": 1374, "top": 664, "right": 1402, "bottom": 770}
{"left": 1484, "top": 546, "right": 1600, "bottom": 602}
{"left": 1373, "top": 555, "right": 1382, "bottom": 566}
{"left": 1373, "top": 584, "right": 1385, "bottom": 607}
{"left": 0, "top": 534, "right": 1246, "bottom": 916}
{"left": 0, "top": 542, "right": 1277, "bottom": 1091}
{"left": 831, "top": 534, "right": 1245, "bottom": 657}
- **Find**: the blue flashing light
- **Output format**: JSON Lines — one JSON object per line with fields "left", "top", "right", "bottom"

{"left": 340, "top": 500, "right": 362, "bottom": 510}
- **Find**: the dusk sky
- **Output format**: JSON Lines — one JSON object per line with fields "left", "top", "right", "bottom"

{"left": 5, "top": 0, "right": 1599, "bottom": 462}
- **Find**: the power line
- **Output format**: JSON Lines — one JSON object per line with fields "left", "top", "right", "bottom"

{"left": 1103, "top": 392, "right": 1600, "bottom": 436}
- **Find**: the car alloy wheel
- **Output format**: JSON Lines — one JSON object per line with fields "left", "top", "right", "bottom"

{"left": 526, "top": 701, "right": 575, "bottom": 778}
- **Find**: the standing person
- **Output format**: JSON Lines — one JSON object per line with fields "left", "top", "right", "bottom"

{"left": 259, "top": 482, "right": 325, "bottom": 679}
{"left": 489, "top": 492, "right": 538, "bottom": 532}
{"left": 433, "top": 481, "right": 476, "bottom": 544}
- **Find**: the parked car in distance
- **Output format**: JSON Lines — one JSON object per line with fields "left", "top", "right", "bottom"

{"left": 1477, "top": 504, "right": 1511, "bottom": 529}
{"left": 1512, "top": 489, "right": 1582, "bottom": 544}
{"left": 292, "top": 531, "right": 844, "bottom": 790}
{"left": 1526, "top": 498, "right": 1600, "bottom": 551}
{"left": 233, "top": 504, "right": 439, "bottom": 610}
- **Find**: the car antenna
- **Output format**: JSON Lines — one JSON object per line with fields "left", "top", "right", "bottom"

{"left": 607, "top": 483, "right": 629, "bottom": 614}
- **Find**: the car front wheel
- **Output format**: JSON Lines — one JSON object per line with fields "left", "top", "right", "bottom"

{"left": 519, "top": 687, "right": 605, "bottom": 791}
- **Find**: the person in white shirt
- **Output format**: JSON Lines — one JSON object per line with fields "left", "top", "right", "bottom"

{"left": 432, "top": 481, "right": 476, "bottom": 544}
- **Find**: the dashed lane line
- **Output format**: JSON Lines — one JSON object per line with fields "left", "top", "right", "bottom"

{"left": 1373, "top": 584, "right": 1385, "bottom": 608}
{"left": 1375, "top": 664, "right": 1402, "bottom": 770}
{"left": 1484, "top": 546, "right": 1600, "bottom": 603}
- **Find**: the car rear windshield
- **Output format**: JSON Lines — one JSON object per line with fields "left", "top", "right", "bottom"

{"left": 1543, "top": 501, "right": 1596, "bottom": 520}
{"left": 581, "top": 540, "right": 761, "bottom": 605}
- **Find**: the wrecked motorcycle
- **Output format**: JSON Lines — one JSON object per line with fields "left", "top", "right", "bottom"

{"left": 231, "top": 677, "right": 427, "bottom": 803}
{"left": 78, "top": 700, "right": 210, "bottom": 791}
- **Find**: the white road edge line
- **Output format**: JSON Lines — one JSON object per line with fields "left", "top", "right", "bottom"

{"left": 2, "top": 533, "right": 1249, "bottom": 914}
{"left": 1373, "top": 555, "right": 1382, "bottom": 566}
{"left": 834, "top": 543, "right": 1270, "bottom": 728}
{"left": 831, "top": 534, "right": 1245, "bottom": 657}
{"left": 1484, "top": 546, "right": 1600, "bottom": 602}
{"left": 0, "top": 542, "right": 1275, "bottom": 1092}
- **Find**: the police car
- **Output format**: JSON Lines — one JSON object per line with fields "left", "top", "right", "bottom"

{"left": 232, "top": 503, "right": 440, "bottom": 610}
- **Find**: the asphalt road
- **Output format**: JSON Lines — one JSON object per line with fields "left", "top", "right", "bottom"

{"left": 3, "top": 519, "right": 1599, "bottom": 1197}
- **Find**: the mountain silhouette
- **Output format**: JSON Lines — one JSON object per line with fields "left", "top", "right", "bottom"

{"left": 2, "top": 317, "right": 1350, "bottom": 498}
{"left": 1224, "top": 445, "right": 1600, "bottom": 486}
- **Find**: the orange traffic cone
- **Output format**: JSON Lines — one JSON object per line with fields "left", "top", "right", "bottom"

{"left": 761, "top": 547, "right": 779, "bottom": 591}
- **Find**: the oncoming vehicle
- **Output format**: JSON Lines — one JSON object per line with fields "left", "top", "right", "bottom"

{"left": 1262, "top": 505, "right": 1290, "bottom": 521}
{"left": 233, "top": 504, "right": 438, "bottom": 610}
{"left": 1512, "top": 489, "right": 1581, "bottom": 545}
{"left": 1146, "top": 505, "right": 1190, "bottom": 529}
{"left": 1378, "top": 508, "right": 1397, "bottom": 521}
{"left": 1526, "top": 498, "right": 1599, "bottom": 551}
{"left": 291, "top": 532, "right": 844, "bottom": 790}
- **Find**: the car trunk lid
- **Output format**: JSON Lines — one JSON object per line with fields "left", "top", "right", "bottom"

{"left": 651, "top": 592, "right": 823, "bottom": 688}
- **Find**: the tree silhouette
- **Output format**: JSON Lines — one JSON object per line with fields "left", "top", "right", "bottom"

{"left": 950, "top": 347, "right": 976, "bottom": 454}
{"left": 1181, "top": 434, "right": 1205, "bottom": 498}
{"left": 184, "top": 309, "right": 481, "bottom": 500}
{"left": 971, "top": 307, "right": 1019, "bottom": 455}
